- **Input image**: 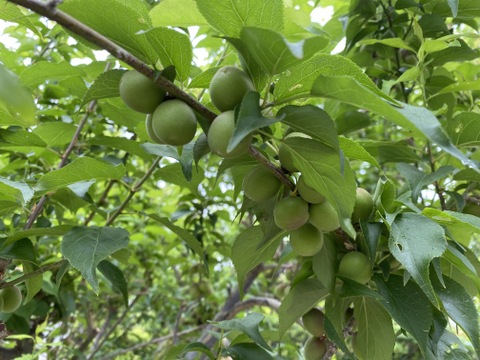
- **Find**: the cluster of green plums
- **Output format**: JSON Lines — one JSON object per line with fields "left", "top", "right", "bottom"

{"left": 0, "top": 285, "right": 23, "bottom": 314}
{"left": 244, "top": 161, "right": 374, "bottom": 280}
{"left": 119, "top": 66, "right": 255, "bottom": 154}
{"left": 301, "top": 308, "right": 327, "bottom": 360}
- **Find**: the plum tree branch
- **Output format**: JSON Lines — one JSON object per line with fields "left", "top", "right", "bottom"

{"left": 6, "top": 0, "right": 217, "bottom": 121}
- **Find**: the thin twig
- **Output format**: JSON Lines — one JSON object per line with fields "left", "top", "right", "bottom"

{"left": 105, "top": 155, "right": 162, "bottom": 226}
{"left": 7, "top": 0, "right": 217, "bottom": 122}
{"left": 0, "top": 260, "right": 67, "bottom": 289}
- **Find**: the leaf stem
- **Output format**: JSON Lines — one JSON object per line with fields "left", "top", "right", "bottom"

{"left": 0, "top": 260, "right": 67, "bottom": 288}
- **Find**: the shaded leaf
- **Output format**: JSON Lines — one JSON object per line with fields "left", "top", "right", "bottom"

{"left": 279, "top": 278, "right": 329, "bottom": 337}
{"left": 97, "top": 260, "right": 129, "bottom": 306}
{"left": 232, "top": 226, "right": 284, "bottom": 298}
{"left": 353, "top": 297, "right": 395, "bottom": 360}
{"left": 212, "top": 313, "right": 271, "bottom": 351}
{"left": 224, "top": 342, "right": 273, "bottom": 360}
{"left": 389, "top": 213, "right": 447, "bottom": 305}
{"left": 81, "top": 69, "right": 124, "bottom": 106}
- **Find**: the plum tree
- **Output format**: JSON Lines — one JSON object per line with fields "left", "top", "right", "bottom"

{"left": 297, "top": 175, "right": 325, "bottom": 204}
{"left": 309, "top": 201, "right": 340, "bottom": 232}
{"left": 145, "top": 114, "right": 164, "bottom": 144}
{"left": 351, "top": 188, "right": 374, "bottom": 223}
{"left": 274, "top": 196, "right": 309, "bottom": 230}
{"left": 150, "top": 100, "right": 197, "bottom": 146}
{"left": 278, "top": 132, "right": 311, "bottom": 172}
{"left": 242, "top": 166, "right": 281, "bottom": 202}
{"left": 289, "top": 223, "right": 324, "bottom": 257}
{"left": 209, "top": 66, "right": 254, "bottom": 111}
{"left": 338, "top": 251, "right": 372, "bottom": 284}
{"left": 119, "top": 70, "right": 166, "bottom": 114}
{"left": 302, "top": 308, "right": 325, "bottom": 337}
{"left": 0, "top": 286, "right": 22, "bottom": 313}
{"left": 304, "top": 336, "right": 327, "bottom": 360}
{"left": 207, "top": 111, "right": 251, "bottom": 158}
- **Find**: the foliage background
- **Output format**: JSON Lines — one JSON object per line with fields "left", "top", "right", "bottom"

{"left": 0, "top": 0, "right": 479, "bottom": 359}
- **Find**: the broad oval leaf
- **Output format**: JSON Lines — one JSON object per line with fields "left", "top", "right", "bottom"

{"left": 241, "top": 27, "right": 329, "bottom": 76}
{"left": 279, "top": 277, "right": 329, "bottom": 337}
{"left": 34, "top": 157, "right": 126, "bottom": 193}
{"left": 61, "top": 226, "right": 130, "bottom": 293}
{"left": 389, "top": 212, "right": 447, "bottom": 305}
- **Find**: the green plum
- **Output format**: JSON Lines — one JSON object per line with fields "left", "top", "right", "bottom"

{"left": 119, "top": 70, "right": 166, "bottom": 114}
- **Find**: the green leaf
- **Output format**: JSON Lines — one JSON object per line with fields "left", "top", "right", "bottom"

{"left": 155, "top": 163, "right": 204, "bottom": 195}
{"left": 5, "top": 226, "right": 74, "bottom": 245}
{"left": 278, "top": 278, "right": 329, "bottom": 337}
{"left": 34, "top": 157, "right": 126, "bottom": 193}
{"left": 312, "top": 234, "right": 337, "bottom": 292}
{"left": 0, "top": 238, "right": 35, "bottom": 262}
{"left": 150, "top": 0, "right": 208, "bottom": 27}
{"left": 389, "top": 213, "right": 447, "bottom": 305}
{"left": 0, "top": 64, "right": 36, "bottom": 126}
{"left": 284, "top": 137, "right": 357, "bottom": 238}
{"left": 146, "top": 214, "right": 205, "bottom": 260}
{"left": 454, "top": 168, "right": 480, "bottom": 181}
{"left": 0, "top": 1, "right": 42, "bottom": 37}
{"left": 374, "top": 274, "right": 435, "bottom": 359}
{"left": 422, "top": 209, "right": 480, "bottom": 247}
{"left": 312, "top": 76, "right": 476, "bottom": 169}
{"left": 447, "top": 112, "right": 480, "bottom": 147}
{"left": 212, "top": 313, "right": 271, "bottom": 351}
{"left": 140, "top": 28, "right": 192, "bottom": 82}
{"left": 278, "top": 105, "right": 338, "bottom": 149}
{"left": 352, "top": 297, "right": 395, "bottom": 360}
{"left": 397, "top": 164, "right": 456, "bottom": 200}
{"left": 22, "top": 262, "right": 43, "bottom": 303}
{"left": 359, "top": 140, "right": 421, "bottom": 164}
{"left": 324, "top": 296, "right": 351, "bottom": 353}
{"left": 81, "top": 69, "right": 124, "bottom": 107}
{"left": 232, "top": 226, "right": 284, "bottom": 298}
{"left": 0, "top": 177, "right": 33, "bottom": 205}
{"left": 19, "top": 61, "right": 86, "bottom": 88}
{"left": 61, "top": 226, "right": 130, "bottom": 293}
{"left": 240, "top": 27, "right": 329, "bottom": 76}
{"left": 358, "top": 37, "right": 415, "bottom": 52}
{"left": 141, "top": 143, "right": 195, "bottom": 181}
{"left": 97, "top": 260, "right": 128, "bottom": 306}
{"left": 0, "top": 103, "right": 32, "bottom": 127}
{"left": 33, "top": 122, "right": 78, "bottom": 147}
{"left": 339, "top": 137, "right": 381, "bottom": 169}
{"left": 189, "top": 67, "right": 220, "bottom": 89}
{"left": 228, "top": 92, "right": 280, "bottom": 152}
{"left": 182, "top": 342, "right": 215, "bottom": 360}
{"left": 87, "top": 136, "right": 152, "bottom": 160}
{"left": 224, "top": 342, "right": 273, "bottom": 360}
{"left": 438, "top": 78, "right": 480, "bottom": 94}
{"left": 196, "top": 0, "right": 284, "bottom": 37}
{"left": 433, "top": 276, "right": 480, "bottom": 356}
{"left": 0, "top": 129, "right": 46, "bottom": 148}
{"left": 59, "top": 0, "right": 156, "bottom": 63}
{"left": 274, "top": 54, "right": 397, "bottom": 105}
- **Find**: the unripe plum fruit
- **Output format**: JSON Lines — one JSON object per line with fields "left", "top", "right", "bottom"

{"left": 151, "top": 100, "right": 197, "bottom": 146}
{"left": 274, "top": 196, "right": 309, "bottom": 231}
{"left": 290, "top": 223, "right": 324, "bottom": 257}
{"left": 309, "top": 201, "right": 340, "bottom": 232}
{"left": 352, "top": 188, "right": 374, "bottom": 223}
{"left": 0, "top": 286, "right": 22, "bottom": 313}
{"left": 304, "top": 336, "right": 327, "bottom": 360}
{"left": 338, "top": 251, "right": 372, "bottom": 284}
{"left": 209, "top": 66, "right": 254, "bottom": 112}
{"left": 145, "top": 114, "right": 164, "bottom": 144}
{"left": 278, "top": 132, "right": 311, "bottom": 172}
{"left": 243, "top": 166, "right": 281, "bottom": 202}
{"left": 302, "top": 308, "right": 326, "bottom": 337}
{"left": 119, "top": 70, "right": 166, "bottom": 114}
{"left": 297, "top": 175, "right": 326, "bottom": 204}
{"left": 207, "top": 111, "right": 251, "bottom": 158}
